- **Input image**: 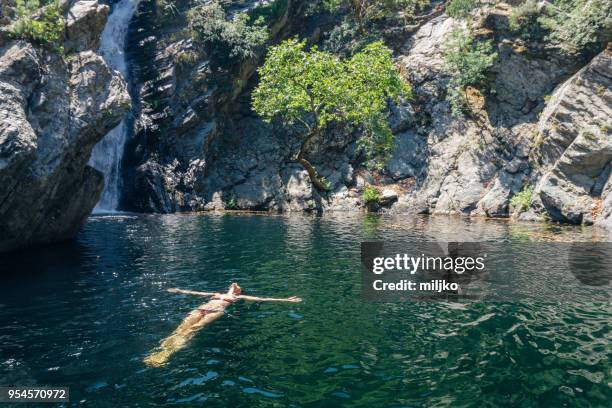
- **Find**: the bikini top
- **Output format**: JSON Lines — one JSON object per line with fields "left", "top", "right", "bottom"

{"left": 213, "top": 294, "right": 239, "bottom": 303}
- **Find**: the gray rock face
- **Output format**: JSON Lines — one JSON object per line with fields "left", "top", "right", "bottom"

{"left": 112, "top": 1, "right": 612, "bottom": 233}
{"left": 388, "top": 8, "right": 612, "bottom": 230}
{"left": 65, "top": 1, "right": 110, "bottom": 53}
{"left": 532, "top": 50, "right": 612, "bottom": 225}
{"left": 391, "top": 14, "right": 539, "bottom": 218}
{"left": 0, "top": 8, "right": 129, "bottom": 252}
{"left": 598, "top": 174, "right": 612, "bottom": 231}
{"left": 0, "top": 1, "right": 16, "bottom": 27}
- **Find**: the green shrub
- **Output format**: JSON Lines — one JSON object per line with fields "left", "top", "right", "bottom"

{"left": 324, "top": 0, "right": 430, "bottom": 32}
{"left": 11, "top": 0, "right": 65, "bottom": 50}
{"left": 443, "top": 27, "right": 497, "bottom": 116}
{"left": 362, "top": 186, "right": 381, "bottom": 204}
{"left": 539, "top": 0, "right": 611, "bottom": 56}
{"left": 508, "top": 0, "right": 544, "bottom": 40}
{"left": 249, "top": 0, "right": 290, "bottom": 23}
{"left": 322, "top": 0, "right": 430, "bottom": 55}
{"left": 445, "top": 0, "right": 478, "bottom": 19}
{"left": 224, "top": 195, "right": 238, "bottom": 210}
{"left": 187, "top": 1, "right": 269, "bottom": 62}
{"left": 510, "top": 185, "right": 533, "bottom": 213}
{"left": 506, "top": 0, "right": 610, "bottom": 54}
{"left": 323, "top": 19, "right": 377, "bottom": 56}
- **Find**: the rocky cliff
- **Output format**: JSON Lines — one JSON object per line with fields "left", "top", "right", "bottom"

{"left": 0, "top": 0, "right": 130, "bottom": 252}
{"left": 119, "top": 0, "right": 323, "bottom": 212}
{"left": 390, "top": 8, "right": 611, "bottom": 228}
{"left": 120, "top": 0, "right": 611, "bottom": 230}
{"left": 0, "top": 0, "right": 610, "bottom": 252}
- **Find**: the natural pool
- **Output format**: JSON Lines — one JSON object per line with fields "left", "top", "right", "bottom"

{"left": 0, "top": 214, "right": 610, "bottom": 407}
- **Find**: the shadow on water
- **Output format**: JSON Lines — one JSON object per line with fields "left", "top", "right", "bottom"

{"left": 0, "top": 241, "right": 94, "bottom": 304}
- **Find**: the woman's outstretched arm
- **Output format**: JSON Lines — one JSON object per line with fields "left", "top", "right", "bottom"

{"left": 167, "top": 288, "right": 218, "bottom": 297}
{"left": 238, "top": 295, "right": 302, "bottom": 303}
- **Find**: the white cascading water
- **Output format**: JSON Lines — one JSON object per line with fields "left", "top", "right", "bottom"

{"left": 89, "top": 0, "right": 142, "bottom": 212}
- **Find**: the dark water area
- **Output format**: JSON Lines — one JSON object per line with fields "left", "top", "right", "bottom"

{"left": 0, "top": 214, "right": 610, "bottom": 407}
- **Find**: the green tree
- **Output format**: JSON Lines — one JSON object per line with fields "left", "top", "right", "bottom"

{"left": 252, "top": 39, "right": 410, "bottom": 191}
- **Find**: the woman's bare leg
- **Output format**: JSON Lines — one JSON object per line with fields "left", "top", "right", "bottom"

{"left": 144, "top": 310, "right": 224, "bottom": 367}
{"left": 145, "top": 284, "right": 241, "bottom": 367}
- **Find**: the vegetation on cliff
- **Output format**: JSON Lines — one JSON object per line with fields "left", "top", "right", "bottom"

{"left": 362, "top": 185, "right": 381, "bottom": 203}
{"left": 252, "top": 39, "right": 410, "bottom": 191}
{"left": 323, "top": 0, "right": 430, "bottom": 32}
{"left": 187, "top": 0, "right": 269, "bottom": 62}
{"left": 510, "top": 185, "right": 533, "bottom": 214}
{"left": 321, "top": 0, "right": 431, "bottom": 56}
{"left": 443, "top": 27, "right": 497, "bottom": 116}
{"left": 10, "top": 0, "right": 64, "bottom": 51}
{"left": 511, "top": 0, "right": 611, "bottom": 56}
{"left": 445, "top": 0, "right": 477, "bottom": 19}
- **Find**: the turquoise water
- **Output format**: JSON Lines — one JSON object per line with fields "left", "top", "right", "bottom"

{"left": 0, "top": 214, "right": 610, "bottom": 407}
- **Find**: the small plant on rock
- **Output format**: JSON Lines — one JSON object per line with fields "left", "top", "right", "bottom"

{"left": 443, "top": 27, "right": 497, "bottom": 116}
{"left": 224, "top": 195, "right": 238, "bottom": 210}
{"left": 362, "top": 185, "right": 381, "bottom": 204}
{"left": 510, "top": 185, "right": 533, "bottom": 213}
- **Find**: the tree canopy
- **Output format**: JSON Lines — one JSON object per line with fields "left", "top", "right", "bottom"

{"left": 252, "top": 38, "right": 410, "bottom": 191}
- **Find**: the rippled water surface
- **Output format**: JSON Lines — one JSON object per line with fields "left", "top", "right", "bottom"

{"left": 0, "top": 214, "right": 610, "bottom": 407}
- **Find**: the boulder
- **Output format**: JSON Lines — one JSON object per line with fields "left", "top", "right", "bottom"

{"left": 380, "top": 189, "right": 399, "bottom": 205}
{"left": 0, "top": 43, "right": 129, "bottom": 252}
{"left": 64, "top": 0, "right": 110, "bottom": 53}
{"left": 532, "top": 50, "right": 612, "bottom": 225}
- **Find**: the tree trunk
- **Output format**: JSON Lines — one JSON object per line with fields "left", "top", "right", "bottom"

{"left": 295, "top": 129, "right": 330, "bottom": 192}
{"left": 297, "top": 157, "right": 330, "bottom": 191}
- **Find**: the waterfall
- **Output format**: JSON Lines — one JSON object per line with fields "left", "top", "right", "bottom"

{"left": 89, "top": 0, "right": 142, "bottom": 212}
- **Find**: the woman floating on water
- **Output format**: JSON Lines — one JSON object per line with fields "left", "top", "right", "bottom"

{"left": 144, "top": 283, "right": 302, "bottom": 367}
